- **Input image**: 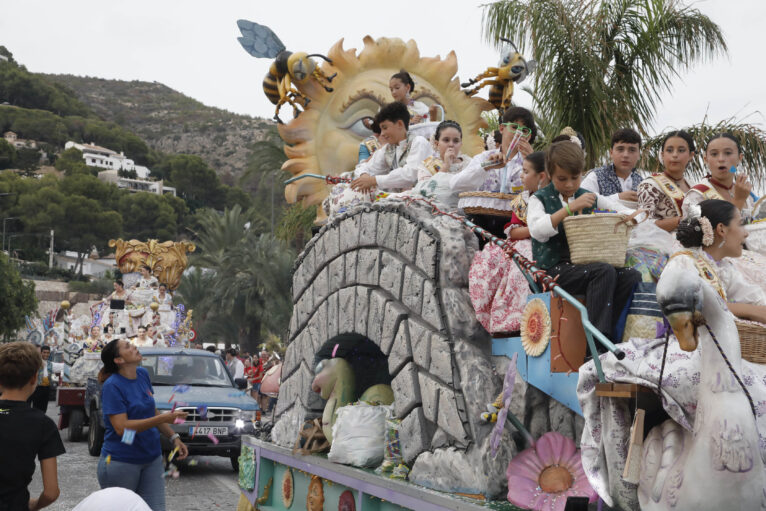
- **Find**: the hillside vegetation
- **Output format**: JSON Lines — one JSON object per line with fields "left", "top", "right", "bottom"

{"left": 44, "top": 74, "right": 272, "bottom": 182}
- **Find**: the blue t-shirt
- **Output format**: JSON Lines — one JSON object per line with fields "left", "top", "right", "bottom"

{"left": 101, "top": 367, "right": 161, "bottom": 464}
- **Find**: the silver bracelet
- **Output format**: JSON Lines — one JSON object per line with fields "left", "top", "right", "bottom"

{"left": 169, "top": 433, "right": 180, "bottom": 443}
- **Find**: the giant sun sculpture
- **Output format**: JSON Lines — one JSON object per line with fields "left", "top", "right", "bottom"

{"left": 277, "top": 36, "right": 493, "bottom": 208}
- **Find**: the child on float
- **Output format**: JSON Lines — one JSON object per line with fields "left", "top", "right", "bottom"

{"left": 681, "top": 133, "right": 766, "bottom": 295}
{"left": 450, "top": 106, "right": 536, "bottom": 237}
{"left": 351, "top": 101, "right": 431, "bottom": 192}
{"left": 389, "top": 70, "right": 430, "bottom": 125}
{"left": 393, "top": 120, "right": 472, "bottom": 210}
{"left": 581, "top": 128, "right": 643, "bottom": 203}
{"left": 682, "top": 133, "right": 754, "bottom": 219}
{"left": 469, "top": 151, "right": 548, "bottom": 334}
{"left": 527, "top": 142, "right": 642, "bottom": 340}
{"left": 627, "top": 131, "right": 695, "bottom": 281}
{"left": 673, "top": 199, "right": 766, "bottom": 323}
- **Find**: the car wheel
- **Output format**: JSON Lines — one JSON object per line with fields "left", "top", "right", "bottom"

{"left": 230, "top": 455, "right": 239, "bottom": 472}
{"left": 68, "top": 409, "right": 85, "bottom": 442}
{"left": 87, "top": 409, "right": 104, "bottom": 456}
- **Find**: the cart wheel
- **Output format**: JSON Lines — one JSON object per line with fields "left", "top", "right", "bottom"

{"left": 88, "top": 408, "right": 104, "bottom": 456}
{"left": 68, "top": 409, "right": 85, "bottom": 442}
{"left": 230, "top": 454, "right": 239, "bottom": 472}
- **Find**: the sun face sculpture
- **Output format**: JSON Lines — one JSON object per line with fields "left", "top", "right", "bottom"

{"left": 278, "top": 36, "right": 492, "bottom": 207}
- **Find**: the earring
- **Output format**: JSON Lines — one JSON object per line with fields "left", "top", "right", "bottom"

{"left": 718, "top": 238, "right": 726, "bottom": 248}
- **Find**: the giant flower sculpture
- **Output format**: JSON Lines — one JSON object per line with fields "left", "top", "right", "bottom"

{"left": 506, "top": 432, "right": 596, "bottom": 511}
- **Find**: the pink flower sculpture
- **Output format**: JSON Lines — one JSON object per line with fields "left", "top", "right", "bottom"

{"left": 506, "top": 431, "right": 596, "bottom": 511}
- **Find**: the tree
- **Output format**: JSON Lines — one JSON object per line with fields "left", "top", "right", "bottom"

{"left": 0, "top": 139, "right": 17, "bottom": 169}
{"left": 54, "top": 147, "right": 91, "bottom": 175}
{"left": 240, "top": 127, "right": 288, "bottom": 230}
{"left": 118, "top": 192, "right": 178, "bottom": 240}
{"left": 56, "top": 196, "right": 122, "bottom": 275}
{"left": 160, "top": 154, "right": 226, "bottom": 210}
{"left": 276, "top": 202, "right": 317, "bottom": 251}
{"left": 15, "top": 147, "right": 41, "bottom": 174}
{"left": 482, "top": 0, "right": 727, "bottom": 167}
{"left": 182, "top": 206, "right": 294, "bottom": 352}
{"left": 0, "top": 251, "right": 37, "bottom": 341}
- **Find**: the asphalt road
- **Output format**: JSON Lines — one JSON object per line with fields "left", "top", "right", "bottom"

{"left": 28, "top": 404, "right": 242, "bottom": 510}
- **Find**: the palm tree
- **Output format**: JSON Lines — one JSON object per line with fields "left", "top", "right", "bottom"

{"left": 240, "top": 126, "right": 289, "bottom": 232}
{"left": 482, "top": 0, "right": 727, "bottom": 167}
{"left": 181, "top": 205, "right": 295, "bottom": 352}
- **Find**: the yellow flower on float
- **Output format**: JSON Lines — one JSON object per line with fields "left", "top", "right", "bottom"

{"left": 521, "top": 298, "right": 551, "bottom": 357}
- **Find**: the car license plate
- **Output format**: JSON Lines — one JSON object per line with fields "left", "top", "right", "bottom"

{"left": 189, "top": 426, "right": 228, "bottom": 436}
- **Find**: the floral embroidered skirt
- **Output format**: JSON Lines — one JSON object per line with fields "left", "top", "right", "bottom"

{"left": 468, "top": 239, "right": 533, "bottom": 335}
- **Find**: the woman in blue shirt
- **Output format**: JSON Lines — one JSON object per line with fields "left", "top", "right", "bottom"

{"left": 96, "top": 340, "right": 188, "bottom": 511}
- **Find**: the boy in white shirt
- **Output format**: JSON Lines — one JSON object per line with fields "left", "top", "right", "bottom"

{"left": 351, "top": 102, "right": 431, "bottom": 192}
{"left": 527, "top": 142, "right": 643, "bottom": 341}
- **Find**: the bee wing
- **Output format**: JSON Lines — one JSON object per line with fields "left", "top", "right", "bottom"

{"left": 236, "top": 19, "right": 286, "bottom": 58}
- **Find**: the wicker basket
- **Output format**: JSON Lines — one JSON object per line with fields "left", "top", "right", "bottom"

{"left": 458, "top": 191, "right": 518, "bottom": 218}
{"left": 736, "top": 319, "right": 766, "bottom": 364}
{"left": 562, "top": 213, "right": 632, "bottom": 267}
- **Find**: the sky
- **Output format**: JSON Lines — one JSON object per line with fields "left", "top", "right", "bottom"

{"left": 1, "top": 0, "right": 764, "bottom": 136}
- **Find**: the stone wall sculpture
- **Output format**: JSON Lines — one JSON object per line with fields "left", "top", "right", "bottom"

{"left": 271, "top": 200, "right": 517, "bottom": 498}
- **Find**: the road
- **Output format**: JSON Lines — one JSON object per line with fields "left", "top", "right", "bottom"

{"left": 29, "top": 404, "right": 242, "bottom": 510}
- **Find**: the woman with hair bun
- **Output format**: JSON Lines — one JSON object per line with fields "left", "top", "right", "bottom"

{"left": 625, "top": 131, "right": 695, "bottom": 282}
{"left": 672, "top": 199, "right": 766, "bottom": 322}
{"left": 389, "top": 70, "right": 430, "bottom": 125}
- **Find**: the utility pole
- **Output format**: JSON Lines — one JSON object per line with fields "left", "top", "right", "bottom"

{"left": 49, "top": 229, "right": 54, "bottom": 268}
{"left": 2, "top": 216, "right": 20, "bottom": 252}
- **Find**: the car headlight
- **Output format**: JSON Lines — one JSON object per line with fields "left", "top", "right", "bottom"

{"left": 238, "top": 410, "right": 257, "bottom": 422}
{"left": 235, "top": 419, "right": 245, "bottom": 429}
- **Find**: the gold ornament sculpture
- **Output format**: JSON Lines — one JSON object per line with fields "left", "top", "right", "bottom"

{"left": 108, "top": 239, "right": 196, "bottom": 290}
{"left": 274, "top": 36, "right": 493, "bottom": 207}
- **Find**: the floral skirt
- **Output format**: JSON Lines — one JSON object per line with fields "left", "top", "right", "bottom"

{"left": 468, "top": 240, "right": 532, "bottom": 335}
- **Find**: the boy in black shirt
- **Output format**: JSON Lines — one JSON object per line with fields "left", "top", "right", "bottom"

{"left": 0, "top": 342, "right": 64, "bottom": 511}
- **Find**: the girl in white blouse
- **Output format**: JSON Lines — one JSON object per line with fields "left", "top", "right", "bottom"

{"left": 389, "top": 70, "right": 430, "bottom": 125}
{"left": 674, "top": 199, "right": 766, "bottom": 323}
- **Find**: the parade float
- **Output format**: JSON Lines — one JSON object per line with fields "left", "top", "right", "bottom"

{"left": 25, "top": 239, "right": 198, "bottom": 442}
{"left": 233, "top": 21, "right": 766, "bottom": 511}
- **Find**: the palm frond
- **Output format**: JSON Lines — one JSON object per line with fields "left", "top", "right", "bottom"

{"left": 480, "top": 0, "right": 729, "bottom": 168}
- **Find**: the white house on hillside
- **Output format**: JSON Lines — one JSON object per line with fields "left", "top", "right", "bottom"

{"left": 4, "top": 131, "right": 38, "bottom": 149}
{"left": 53, "top": 250, "right": 116, "bottom": 277}
{"left": 97, "top": 169, "right": 176, "bottom": 196}
{"left": 65, "top": 141, "right": 151, "bottom": 178}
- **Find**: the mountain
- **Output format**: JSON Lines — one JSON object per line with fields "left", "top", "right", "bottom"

{"left": 43, "top": 74, "right": 274, "bottom": 182}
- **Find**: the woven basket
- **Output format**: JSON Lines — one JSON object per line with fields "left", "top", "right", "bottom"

{"left": 736, "top": 319, "right": 766, "bottom": 364}
{"left": 458, "top": 191, "right": 518, "bottom": 218}
{"left": 562, "top": 213, "right": 632, "bottom": 267}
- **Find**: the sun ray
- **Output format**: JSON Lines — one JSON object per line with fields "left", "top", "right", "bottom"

{"left": 277, "top": 36, "right": 493, "bottom": 207}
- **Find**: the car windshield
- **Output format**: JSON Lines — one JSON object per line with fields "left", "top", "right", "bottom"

{"left": 140, "top": 354, "right": 233, "bottom": 387}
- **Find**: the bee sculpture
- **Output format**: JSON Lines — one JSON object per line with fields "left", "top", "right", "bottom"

{"left": 461, "top": 38, "right": 536, "bottom": 113}
{"left": 237, "top": 19, "right": 337, "bottom": 123}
